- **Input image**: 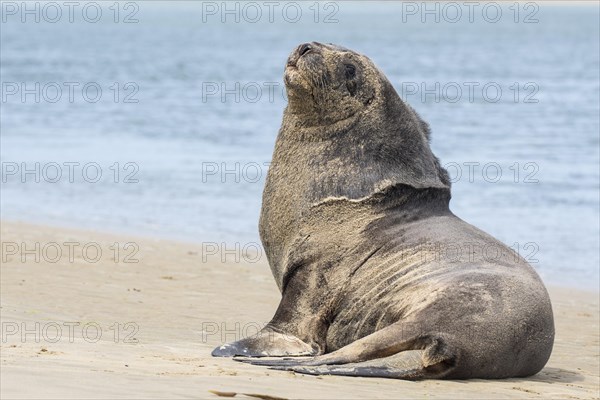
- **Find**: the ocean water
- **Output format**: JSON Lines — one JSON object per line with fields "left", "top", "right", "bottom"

{"left": 1, "top": 2, "right": 598, "bottom": 289}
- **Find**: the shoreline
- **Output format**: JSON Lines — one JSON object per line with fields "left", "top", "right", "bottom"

{"left": 1, "top": 220, "right": 599, "bottom": 399}
{"left": 0, "top": 217, "right": 224, "bottom": 248}
{"left": 2, "top": 218, "right": 598, "bottom": 293}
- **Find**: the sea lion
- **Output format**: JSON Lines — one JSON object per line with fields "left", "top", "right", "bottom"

{"left": 212, "top": 42, "right": 554, "bottom": 380}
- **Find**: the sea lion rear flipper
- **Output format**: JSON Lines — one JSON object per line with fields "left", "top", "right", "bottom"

{"left": 237, "top": 348, "right": 453, "bottom": 380}
{"left": 271, "top": 350, "right": 427, "bottom": 379}
{"left": 236, "top": 322, "right": 458, "bottom": 379}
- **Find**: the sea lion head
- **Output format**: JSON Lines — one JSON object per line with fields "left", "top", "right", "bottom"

{"left": 284, "top": 42, "right": 379, "bottom": 126}
{"left": 281, "top": 42, "right": 450, "bottom": 191}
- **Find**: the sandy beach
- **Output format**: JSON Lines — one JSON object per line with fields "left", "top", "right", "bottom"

{"left": 1, "top": 220, "right": 598, "bottom": 399}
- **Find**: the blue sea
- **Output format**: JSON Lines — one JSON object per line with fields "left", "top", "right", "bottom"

{"left": 1, "top": 2, "right": 599, "bottom": 289}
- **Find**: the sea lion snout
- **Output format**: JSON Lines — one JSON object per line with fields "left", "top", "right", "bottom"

{"left": 286, "top": 42, "right": 321, "bottom": 68}
{"left": 283, "top": 42, "right": 376, "bottom": 123}
{"left": 298, "top": 43, "right": 313, "bottom": 56}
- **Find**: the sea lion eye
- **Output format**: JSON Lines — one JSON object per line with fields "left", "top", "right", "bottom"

{"left": 345, "top": 64, "right": 356, "bottom": 80}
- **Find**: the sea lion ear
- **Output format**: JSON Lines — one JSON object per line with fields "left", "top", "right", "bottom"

{"left": 415, "top": 115, "right": 450, "bottom": 188}
{"left": 418, "top": 117, "right": 432, "bottom": 142}
{"left": 433, "top": 155, "right": 452, "bottom": 188}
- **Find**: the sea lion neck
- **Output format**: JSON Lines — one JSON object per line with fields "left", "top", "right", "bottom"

{"left": 371, "top": 184, "right": 452, "bottom": 220}
{"left": 280, "top": 109, "right": 361, "bottom": 141}
{"left": 314, "top": 184, "right": 452, "bottom": 221}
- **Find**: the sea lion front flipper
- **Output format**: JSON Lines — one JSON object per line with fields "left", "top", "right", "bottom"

{"left": 211, "top": 328, "right": 316, "bottom": 358}
{"left": 213, "top": 260, "right": 332, "bottom": 358}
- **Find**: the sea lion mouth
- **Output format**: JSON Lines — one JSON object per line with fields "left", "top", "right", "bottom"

{"left": 283, "top": 65, "right": 306, "bottom": 89}
{"left": 283, "top": 64, "right": 319, "bottom": 94}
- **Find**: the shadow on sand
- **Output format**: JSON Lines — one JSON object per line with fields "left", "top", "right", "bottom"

{"left": 527, "top": 367, "right": 584, "bottom": 384}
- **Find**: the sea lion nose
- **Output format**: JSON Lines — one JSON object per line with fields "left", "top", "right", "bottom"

{"left": 288, "top": 42, "right": 320, "bottom": 68}
{"left": 298, "top": 43, "right": 312, "bottom": 57}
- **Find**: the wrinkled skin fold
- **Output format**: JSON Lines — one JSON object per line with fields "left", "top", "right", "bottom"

{"left": 212, "top": 42, "right": 554, "bottom": 380}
